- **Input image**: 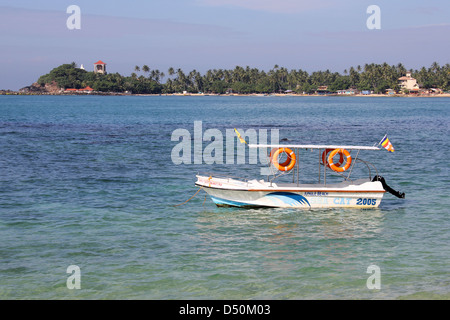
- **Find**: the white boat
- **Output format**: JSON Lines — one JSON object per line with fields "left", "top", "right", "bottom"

{"left": 195, "top": 143, "right": 404, "bottom": 209}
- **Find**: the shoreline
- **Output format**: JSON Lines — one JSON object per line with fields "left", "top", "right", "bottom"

{"left": 2, "top": 91, "right": 450, "bottom": 98}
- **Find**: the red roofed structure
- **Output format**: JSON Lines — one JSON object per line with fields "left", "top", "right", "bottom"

{"left": 94, "top": 60, "right": 107, "bottom": 74}
{"left": 64, "top": 86, "right": 94, "bottom": 93}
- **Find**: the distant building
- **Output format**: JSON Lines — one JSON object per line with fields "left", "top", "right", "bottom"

{"left": 81, "top": 86, "right": 94, "bottom": 92}
{"left": 64, "top": 86, "right": 94, "bottom": 93}
{"left": 316, "top": 86, "right": 330, "bottom": 95}
{"left": 94, "top": 60, "right": 107, "bottom": 74}
{"left": 398, "top": 72, "right": 419, "bottom": 92}
{"left": 337, "top": 88, "right": 358, "bottom": 95}
{"left": 430, "top": 88, "right": 443, "bottom": 94}
{"left": 386, "top": 89, "right": 396, "bottom": 95}
{"left": 79, "top": 64, "right": 85, "bottom": 70}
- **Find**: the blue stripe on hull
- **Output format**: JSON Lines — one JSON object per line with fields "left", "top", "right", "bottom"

{"left": 264, "top": 192, "right": 311, "bottom": 208}
{"left": 209, "top": 192, "right": 311, "bottom": 208}
{"left": 210, "top": 196, "right": 263, "bottom": 208}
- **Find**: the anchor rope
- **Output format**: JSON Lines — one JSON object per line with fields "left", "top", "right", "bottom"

{"left": 173, "top": 176, "right": 211, "bottom": 207}
{"left": 173, "top": 186, "right": 204, "bottom": 207}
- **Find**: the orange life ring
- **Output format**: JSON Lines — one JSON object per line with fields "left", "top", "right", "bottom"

{"left": 272, "top": 148, "right": 296, "bottom": 171}
{"left": 328, "top": 148, "right": 352, "bottom": 172}
{"left": 269, "top": 148, "right": 291, "bottom": 167}
{"left": 322, "top": 149, "right": 344, "bottom": 168}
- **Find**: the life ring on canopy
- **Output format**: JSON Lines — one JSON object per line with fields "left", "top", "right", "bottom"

{"left": 272, "top": 148, "right": 296, "bottom": 171}
{"left": 328, "top": 148, "right": 352, "bottom": 172}
{"left": 269, "top": 148, "right": 291, "bottom": 167}
{"left": 322, "top": 149, "right": 344, "bottom": 169}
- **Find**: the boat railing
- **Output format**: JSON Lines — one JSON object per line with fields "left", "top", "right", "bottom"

{"left": 197, "top": 172, "right": 251, "bottom": 185}
{"left": 269, "top": 169, "right": 290, "bottom": 186}
{"left": 319, "top": 157, "right": 379, "bottom": 183}
{"left": 353, "top": 158, "right": 379, "bottom": 181}
{"left": 198, "top": 149, "right": 380, "bottom": 187}
{"left": 265, "top": 149, "right": 380, "bottom": 186}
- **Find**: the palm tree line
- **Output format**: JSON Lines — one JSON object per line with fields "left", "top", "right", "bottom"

{"left": 129, "top": 62, "right": 450, "bottom": 94}
{"left": 132, "top": 65, "right": 165, "bottom": 84}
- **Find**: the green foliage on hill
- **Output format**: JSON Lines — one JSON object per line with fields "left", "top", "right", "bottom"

{"left": 37, "top": 61, "right": 450, "bottom": 94}
{"left": 37, "top": 62, "right": 162, "bottom": 94}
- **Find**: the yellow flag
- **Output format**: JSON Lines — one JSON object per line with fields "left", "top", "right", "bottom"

{"left": 234, "top": 128, "right": 247, "bottom": 144}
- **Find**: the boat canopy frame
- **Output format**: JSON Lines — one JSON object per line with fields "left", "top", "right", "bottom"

{"left": 248, "top": 144, "right": 381, "bottom": 187}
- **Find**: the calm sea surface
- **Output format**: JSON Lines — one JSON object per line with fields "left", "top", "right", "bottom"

{"left": 0, "top": 95, "right": 448, "bottom": 299}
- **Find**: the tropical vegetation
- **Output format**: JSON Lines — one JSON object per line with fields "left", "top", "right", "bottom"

{"left": 37, "top": 62, "right": 450, "bottom": 94}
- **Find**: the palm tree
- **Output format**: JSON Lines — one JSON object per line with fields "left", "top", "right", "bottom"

{"left": 142, "top": 65, "right": 150, "bottom": 78}
{"left": 233, "top": 66, "right": 245, "bottom": 82}
{"left": 164, "top": 78, "right": 174, "bottom": 93}
{"left": 176, "top": 68, "right": 187, "bottom": 92}
{"left": 396, "top": 63, "right": 406, "bottom": 76}
{"left": 134, "top": 65, "right": 140, "bottom": 73}
{"left": 188, "top": 70, "right": 203, "bottom": 92}
{"left": 151, "top": 69, "right": 162, "bottom": 83}
{"left": 150, "top": 69, "right": 157, "bottom": 82}
{"left": 431, "top": 61, "right": 440, "bottom": 73}
{"left": 224, "top": 70, "right": 232, "bottom": 84}
{"left": 168, "top": 67, "right": 175, "bottom": 79}
{"left": 216, "top": 69, "right": 224, "bottom": 81}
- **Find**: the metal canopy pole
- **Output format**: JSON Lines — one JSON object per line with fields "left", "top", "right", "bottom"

{"left": 323, "top": 149, "right": 327, "bottom": 186}
{"left": 292, "top": 155, "right": 295, "bottom": 184}
{"left": 296, "top": 148, "right": 299, "bottom": 186}
{"left": 346, "top": 149, "right": 360, "bottom": 181}
{"left": 318, "top": 149, "right": 321, "bottom": 183}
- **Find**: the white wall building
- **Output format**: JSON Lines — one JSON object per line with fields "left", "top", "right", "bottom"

{"left": 398, "top": 72, "right": 419, "bottom": 91}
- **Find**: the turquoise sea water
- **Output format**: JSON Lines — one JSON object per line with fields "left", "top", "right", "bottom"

{"left": 0, "top": 95, "right": 448, "bottom": 300}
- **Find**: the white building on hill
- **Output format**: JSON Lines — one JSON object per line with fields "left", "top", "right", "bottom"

{"left": 398, "top": 72, "right": 419, "bottom": 92}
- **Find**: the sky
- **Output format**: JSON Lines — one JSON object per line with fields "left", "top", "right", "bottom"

{"left": 1, "top": 0, "right": 449, "bottom": 90}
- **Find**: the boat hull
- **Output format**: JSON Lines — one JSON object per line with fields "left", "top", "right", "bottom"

{"left": 195, "top": 175, "right": 385, "bottom": 209}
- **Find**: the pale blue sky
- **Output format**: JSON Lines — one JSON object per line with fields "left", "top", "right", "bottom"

{"left": 1, "top": 0, "right": 449, "bottom": 90}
